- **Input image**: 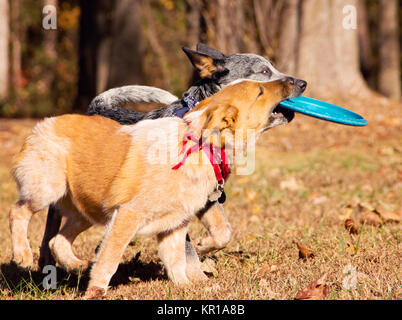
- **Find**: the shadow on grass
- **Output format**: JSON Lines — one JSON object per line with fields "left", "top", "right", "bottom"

{"left": 0, "top": 252, "right": 165, "bottom": 297}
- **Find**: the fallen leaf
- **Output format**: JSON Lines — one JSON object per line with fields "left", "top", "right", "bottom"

{"left": 257, "top": 264, "right": 278, "bottom": 276}
{"left": 345, "top": 219, "right": 359, "bottom": 235}
{"left": 376, "top": 208, "right": 401, "bottom": 223}
{"left": 296, "top": 241, "right": 314, "bottom": 260}
{"left": 339, "top": 207, "right": 353, "bottom": 221}
{"left": 245, "top": 189, "right": 258, "bottom": 203}
{"left": 245, "top": 236, "right": 255, "bottom": 243}
{"left": 295, "top": 273, "right": 330, "bottom": 300}
{"left": 308, "top": 192, "right": 321, "bottom": 200}
{"left": 358, "top": 202, "right": 375, "bottom": 212}
{"left": 280, "top": 177, "right": 304, "bottom": 191}
{"left": 346, "top": 243, "right": 359, "bottom": 255}
{"left": 249, "top": 214, "right": 260, "bottom": 223}
{"left": 378, "top": 167, "right": 391, "bottom": 175}
{"left": 312, "top": 196, "right": 328, "bottom": 205}
{"left": 360, "top": 211, "right": 382, "bottom": 227}
{"left": 379, "top": 146, "right": 394, "bottom": 156}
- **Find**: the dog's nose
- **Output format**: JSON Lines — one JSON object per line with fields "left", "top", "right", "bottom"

{"left": 296, "top": 79, "right": 307, "bottom": 91}
{"left": 284, "top": 77, "right": 307, "bottom": 92}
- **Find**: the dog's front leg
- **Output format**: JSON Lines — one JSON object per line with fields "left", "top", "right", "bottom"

{"left": 157, "top": 224, "right": 191, "bottom": 286}
{"left": 195, "top": 202, "right": 232, "bottom": 254}
{"left": 185, "top": 234, "right": 208, "bottom": 282}
{"left": 85, "top": 207, "right": 141, "bottom": 300}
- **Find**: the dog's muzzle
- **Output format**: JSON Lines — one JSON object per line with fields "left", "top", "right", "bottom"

{"left": 287, "top": 77, "right": 307, "bottom": 98}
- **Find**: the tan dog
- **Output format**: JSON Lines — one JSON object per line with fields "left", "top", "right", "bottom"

{"left": 9, "top": 78, "right": 297, "bottom": 299}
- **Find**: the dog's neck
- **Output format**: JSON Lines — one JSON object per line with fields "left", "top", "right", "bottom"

{"left": 184, "top": 78, "right": 222, "bottom": 101}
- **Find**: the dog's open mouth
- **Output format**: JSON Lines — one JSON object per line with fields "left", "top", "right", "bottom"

{"left": 267, "top": 104, "right": 295, "bottom": 129}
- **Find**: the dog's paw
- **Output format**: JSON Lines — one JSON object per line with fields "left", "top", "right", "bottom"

{"left": 186, "top": 269, "right": 209, "bottom": 282}
{"left": 65, "top": 259, "right": 89, "bottom": 273}
{"left": 83, "top": 286, "right": 105, "bottom": 300}
{"left": 12, "top": 250, "right": 34, "bottom": 269}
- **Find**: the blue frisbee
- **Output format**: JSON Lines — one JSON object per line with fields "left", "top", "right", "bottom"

{"left": 279, "top": 96, "right": 367, "bottom": 126}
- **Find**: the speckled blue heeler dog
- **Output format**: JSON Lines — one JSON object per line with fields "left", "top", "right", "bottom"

{"left": 36, "top": 43, "right": 306, "bottom": 271}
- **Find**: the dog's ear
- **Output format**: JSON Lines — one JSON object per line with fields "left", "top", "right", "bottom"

{"left": 196, "top": 43, "right": 226, "bottom": 60}
{"left": 202, "top": 104, "right": 238, "bottom": 132}
{"left": 198, "top": 104, "right": 238, "bottom": 146}
{"left": 182, "top": 47, "right": 228, "bottom": 79}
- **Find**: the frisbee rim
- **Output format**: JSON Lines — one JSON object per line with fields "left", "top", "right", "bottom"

{"left": 279, "top": 96, "right": 368, "bottom": 126}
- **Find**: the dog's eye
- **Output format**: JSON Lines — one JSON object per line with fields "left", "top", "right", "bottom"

{"left": 260, "top": 68, "right": 271, "bottom": 76}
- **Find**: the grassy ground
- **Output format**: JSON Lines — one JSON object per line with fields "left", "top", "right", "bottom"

{"left": 0, "top": 98, "right": 401, "bottom": 300}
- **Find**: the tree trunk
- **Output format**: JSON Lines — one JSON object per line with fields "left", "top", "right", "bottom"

{"left": 76, "top": 0, "right": 145, "bottom": 111}
{"left": 214, "top": 0, "right": 245, "bottom": 53}
{"left": 106, "top": 0, "right": 144, "bottom": 89}
{"left": 186, "top": 0, "right": 203, "bottom": 84}
{"left": 186, "top": 0, "right": 202, "bottom": 47}
{"left": 356, "top": 0, "right": 374, "bottom": 87}
{"left": 296, "top": 0, "right": 370, "bottom": 99}
{"left": 253, "top": 0, "right": 283, "bottom": 58}
{"left": 378, "top": 0, "right": 400, "bottom": 100}
{"left": 277, "top": 0, "right": 299, "bottom": 74}
{"left": 42, "top": 0, "right": 58, "bottom": 94}
{"left": 75, "top": 0, "right": 99, "bottom": 111}
{"left": 0, "top": 0, "right": 9, "bottom": 100}
{"left": 10, "top": 0, "right": 22, "bottom": 88}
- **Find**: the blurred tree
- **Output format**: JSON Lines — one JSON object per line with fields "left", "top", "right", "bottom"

{"left": 296, "top": 0, "right": 372, "bottom": 99}
{"left": 75, "top": 0, "right": 144, "bottom": 111}
{"left": 186, "top": 0, "right": 202, "bottom": 47}
{"left": 215, "top": 0, "right": 245, "bottom": 53}
{"left": 253, "top": 0, "right": 283, "bottom": 58}
{"left": 1, "top": 0, "right": 400, "bottom": 117}
{"left": 277, "top": 0, "right": 299, "bottom": 74}
{"left": 357, "top": 0, "right": 374, "bottom": 87}
{"left": 75, "top": 0, "right": 99, "bottom": 111}
{"left": 42, "top": 0, "right": 58, "bottom": 93}
{"left": 0, "top": 0, "right": 9, "bottom": 100}
{"left": 186, "top": 0, "right": 203, "bottom": 84}
{"left": 378, "top": 0, "right": 401, "bottom": 100}
{"left": 106, "top": 0, "right": 144, "bottom": 89}
{"left": 11, "top": 0, "right": 22, "bottom": 88}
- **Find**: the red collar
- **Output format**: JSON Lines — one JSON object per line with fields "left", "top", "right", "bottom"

{"left": 172, "top": 134, "right": 230, "bottom": 186}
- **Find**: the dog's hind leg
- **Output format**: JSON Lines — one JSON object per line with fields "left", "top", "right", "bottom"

{"left": 195, "top": 202, "right": 232, "bottom": 254}
{"left": 49, "top": 201, "right": 92, "bottom": 272}
{"left": 10, "top": 117, "right": 69, "bottom": 268}
{"left": 38, "top": 205, "right": 62, "bottom": 269}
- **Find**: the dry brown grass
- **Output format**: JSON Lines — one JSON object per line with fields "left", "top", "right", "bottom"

{"left": 0, "top": 98, "right": 401, "bottom": 300}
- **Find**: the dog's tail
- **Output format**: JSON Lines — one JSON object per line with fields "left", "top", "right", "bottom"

{"left": 87, "top": 85, "right": 179, "bottom": 124}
